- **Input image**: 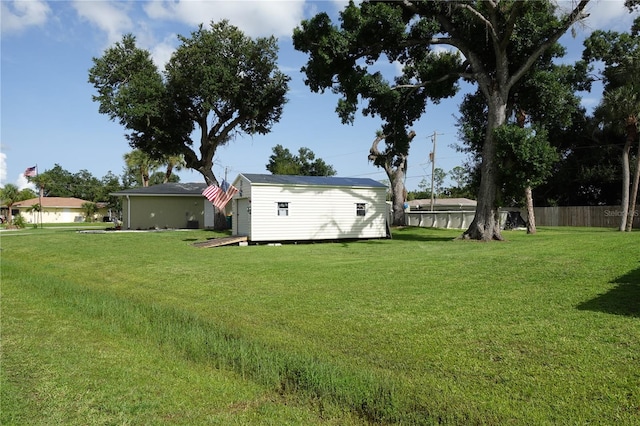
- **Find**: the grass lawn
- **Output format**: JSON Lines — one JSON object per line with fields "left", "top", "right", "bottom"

{"left": 1, "top": 226, "right": 638, "bottom": 424}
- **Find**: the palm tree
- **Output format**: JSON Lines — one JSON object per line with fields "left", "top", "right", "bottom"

{"left": 123, "top": 150, "right": 159, "bottom": 187}
{"left": 596, "top": 85, "right": 640, "bottom": 231}
{"left": 163, "top": 155, "right": 185, "bottom": 183}
{"left": 0, "top": 184, "right": 24, "bottom": 225}
{"left": 621, "top": 53, "right": 640, "bottom": 231}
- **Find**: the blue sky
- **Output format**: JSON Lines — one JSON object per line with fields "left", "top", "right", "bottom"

{"left": 1, "top": 1, "right": 636, "bottom": 192}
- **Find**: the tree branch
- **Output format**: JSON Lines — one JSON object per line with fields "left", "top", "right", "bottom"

{"left": 392, "top": 71, "right": 459, "bottom": 90}
{"left": 507, "top": 0, "right": 590, "bottom": 89}
{"left": 500, "top": 2, "right": 523, "bottom": 51}
{"left": 434, "top": 7, "right": 492, "bottom": 93}
{"left": 455, "top": 2, "right": 499, "bottom": 44}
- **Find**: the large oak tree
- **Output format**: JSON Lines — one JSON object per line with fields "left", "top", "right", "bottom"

{"left": 89, "top": 21, "right": 290, "bottom": 227}
{"left": 293, "top": 0, "right": 590, "bottom": 240}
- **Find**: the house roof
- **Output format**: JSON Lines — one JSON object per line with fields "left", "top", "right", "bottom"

{"left": 239, "top": 173, "right": 387, "bottom": 188}
{"left": 13, "top": 197, "right": 94, "bottom": 209}
{"left": 111, "top": 182, "right": 207, "bottom": 196}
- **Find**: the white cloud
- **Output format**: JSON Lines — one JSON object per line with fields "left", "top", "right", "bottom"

{"left": 582, "top": 0, "right": 636, "bottom": 32}
{"left": 555, "top": 0, "right": 636, "bottom": 34}
{"left": 1, "top": 0, "right": 50, "bottom": 35}
{"left": 17, "top": 174, "right": 35, "bottom": 191}
{"left": 0, "top": 152, "right": 7, "bottom": 187}
{"left": 143, "top": 0, "right": 307, "bottom": 38}
{"left": 72, "top": 0, "right": 133, "bottom": 45}
{"left": 149, "top": 35, "right": 178, "bottom": 70}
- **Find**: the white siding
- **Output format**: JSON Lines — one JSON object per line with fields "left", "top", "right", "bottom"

{"left": 232, "top": 175, "right": 253, "bottom": 236}
{"left": 245, "top": 184, "right": 387, "bottom": 242}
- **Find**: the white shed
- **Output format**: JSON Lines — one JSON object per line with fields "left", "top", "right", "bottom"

{"left": 231, "top": 174, "right": 389, "bottom": 242}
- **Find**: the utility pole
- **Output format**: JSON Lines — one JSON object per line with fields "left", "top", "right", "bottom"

{"left": 430, "top": 132, "right": 437, "bottom": 211}
{"left": 429, "top": 131, "right": 445, "bottom": 211}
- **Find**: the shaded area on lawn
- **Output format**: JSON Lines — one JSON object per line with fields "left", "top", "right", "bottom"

{"left": 390, "top": 227, "right": 459, "bottom": 242}
{"left": 577, "top": 263, "right": 640, "bottom": 318}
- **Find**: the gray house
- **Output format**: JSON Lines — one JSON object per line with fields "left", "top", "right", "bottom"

{"left": 111, "top": 183, "right": 213, "bottom": 229}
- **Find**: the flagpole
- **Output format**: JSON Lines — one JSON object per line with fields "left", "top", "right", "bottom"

{"left": 36, "top": 164, "right": 43, "bottom": 229}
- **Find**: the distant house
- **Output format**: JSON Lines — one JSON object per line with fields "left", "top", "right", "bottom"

{"left": 230, "top": 173, "right": 389, "bottom": 242}
{"left": 111, "top": 183, "right": 214, "bottom": 230}
{"left": 11, "top": 197, "right": 108, "bottom": 224}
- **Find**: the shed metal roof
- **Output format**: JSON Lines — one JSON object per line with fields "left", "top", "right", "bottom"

{"left": 111, "top": 182, "right": 207, "bottom": 196}
{"left": 240, "top": 173, "right": 387, "bottom": 188}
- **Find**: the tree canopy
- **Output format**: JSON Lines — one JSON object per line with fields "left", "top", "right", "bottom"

{"left": 293, "top": 0, "right": 590, "bottom": 240}
{"left": 584, "top": 15, "right": 640, "bottom": 230}
{"left": 0, "top": 184, "right": 33, "bottom": 225}
{"left": 266, "top": 145, "right": 336, "bottom": 176}
{"left": 89, "top": 20, "right": 290, "bottom": 187}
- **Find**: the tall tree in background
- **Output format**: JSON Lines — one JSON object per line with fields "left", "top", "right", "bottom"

{"left": 266, "top": 145, "right": 336, "bottom": 176}
{"left": 123, "top": 150, "right": 158, "bottom": 187}
{"left": 98, "top": 171, "right": 124, "bottom": 213}
{"left": 368, "top": 130, "right": 415, "bottom": 225}
{"left": 90, "top": 21, "right": 290, "bottom": 228}
{"left": 32, "top": 165, "right": 73, "bottom": 197}
{"left": 512, "top": 62, "right": 588, "bottom": 233}
{"left": 294, "top": 0, "right": 590, "bottom": 241}
{"left": 449, "top": 166, "right": 471, "bottom": 195}
{"left": 458, "top": 57, "right": 587, "bottom": 234}
{"left": 584, "top": 14, "right": 640, "bottom": 231}
{"left": 123, "top": 150, "right": 185, "bottom": 187}
{"left": 294, "top": 2, "right": 460, "bottom": 228}
{"left": 29, "top": 164, "right": 122, "bottom": 204}
{"left": 494, "top": 124, "right": 559, "bottom": 232}
{"left": 266, "top": 145, "right": 299, "bottom": 175}
{"left": 432, "top": 167, "right": 447, "bottom": 197}
{"left": 163, "top": 155, "right": 186, "bottom": 183}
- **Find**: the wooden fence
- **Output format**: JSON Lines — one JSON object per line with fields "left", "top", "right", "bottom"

{"left": 532, "top": 205, "right": 640, "bottom": 228}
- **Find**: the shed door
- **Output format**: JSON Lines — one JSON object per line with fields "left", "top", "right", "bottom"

{"left": 204, "top": 200, "right": 215, "bottom": 228}
{"left": 236, "top": 198, "right": 250, "bottom": 236}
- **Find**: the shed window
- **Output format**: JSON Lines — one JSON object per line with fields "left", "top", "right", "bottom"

{"left": 277, "top": 202, "right": 289, "bottom": 216}
{"left": 356, "top": 203, "right": 366, "bottom": 216}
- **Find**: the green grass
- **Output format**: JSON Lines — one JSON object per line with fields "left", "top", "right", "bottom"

{"left": 1, "top": 226, "right": 639, "bottom": 424}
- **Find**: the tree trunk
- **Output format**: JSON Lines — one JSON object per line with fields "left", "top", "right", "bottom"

{"left": 627, "top": 151, "right": 640, "bottom": 231}
{"left": 525, "top": 185, "right": 536, "bottom": 234}
{"left": 164, "top": 164, "right": 173, "bottom": 183}
{"left": 619, "top": 139, "right": 631, "bottom": 231}
{"left": 463, "top": 93, "right": 506, "bottom": 241}
{"left": 214, "top": 209, "right": 228, "bottom": 230}
{"left": 195, "top": 165, "right": 230, "bottom": 230}
{"left": 390, "top": 171, "right": 406, "bottom": 226}
{"left": 368, "top": 132, "right": 413, "bottom": 227}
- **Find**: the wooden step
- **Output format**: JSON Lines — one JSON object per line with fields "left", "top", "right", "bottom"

{"left": 192, "top": 235, "right": 248, "bottom": 248}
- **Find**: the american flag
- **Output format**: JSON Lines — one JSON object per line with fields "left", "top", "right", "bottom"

{"left": 202, "top": 185, "right": 222, "bottom": 203}
{"left": 24, "top": 166, "right": 36, "bottom": 177}
{"left": 202, "top": 181, "right": 238, "bottom": 210}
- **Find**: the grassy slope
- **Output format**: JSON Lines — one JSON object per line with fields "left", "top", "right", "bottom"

{"left": 1, "top": 227, "right": 638, "bottom": 424}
